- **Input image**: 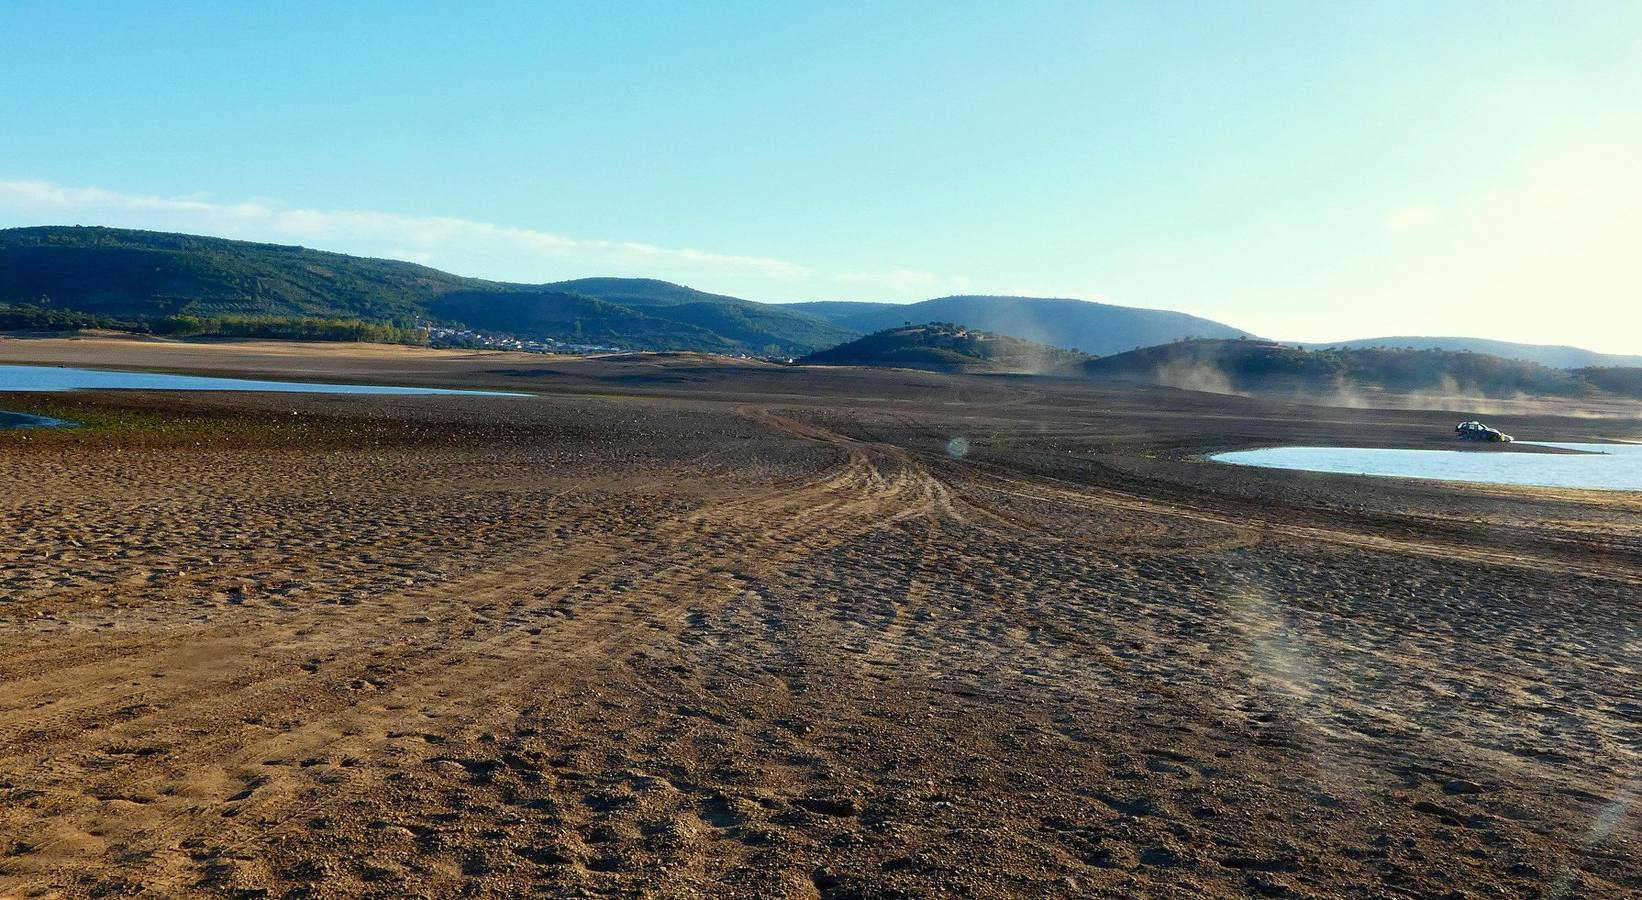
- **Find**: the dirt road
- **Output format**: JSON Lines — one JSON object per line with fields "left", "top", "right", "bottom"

{"left": 1, "top": 341, "right": 1638, "bottom": 897}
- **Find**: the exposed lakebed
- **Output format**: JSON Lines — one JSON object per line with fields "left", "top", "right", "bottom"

{"left": 0, "top": 363, "right": 527, "bottom": 427}
{"left": 1212, "top": 442, "right": 1642, "bottom": 492}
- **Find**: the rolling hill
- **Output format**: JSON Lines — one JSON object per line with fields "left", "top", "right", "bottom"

{"left": 1083, "top": 339, "right": 1607, "bottom": 399}
{"left": 425, "top": 290, "right": 730, "bottom": 352}
{"left": 4, "top": 226, "right": 1636, "bottom": 373}
{"left": 538, "top": 278, "right": 854, "bottom": 354}
{"left": 0, "top": 227, "right": 850, "bottom": 355}
{"left": 0, "top": 225, "right": 487, "bottom": 322}
{"left": 787, "top": 295, "right": 1253, "bottom": 357}
{"left": 1301, "top": 336, "right": 1642, "bottom": 370}
{"left": 798, "top": 323, "right": 1088, "bottom": 373}
{"left": 1573, "top": 367, "right": 1642, "bottom": 399}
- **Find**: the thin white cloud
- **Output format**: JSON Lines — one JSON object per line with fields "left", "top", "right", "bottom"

{"left": 0, "top": 178, "right": 1069, "bottom": 304}
{"left": 0, "top": 178, "right": 818, "bottom": 285}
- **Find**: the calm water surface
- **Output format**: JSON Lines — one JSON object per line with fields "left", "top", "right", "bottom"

{"left": 1212, "top": 442, "right": 1642, "bottom": 492}
{"left": 0, "top": 363, "right": 526, "bottom": 428}
{"left": 0, "top": 410, "right": 75, "bottom": 429}
{"left": 0, "top": 364, "right": 526, "bottom": 397}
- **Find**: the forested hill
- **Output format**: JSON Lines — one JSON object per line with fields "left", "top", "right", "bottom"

{"left": 1083, "top": 339, "right": 1625, "bottom": 399}
{"left": 0, "top": 226, "right": 487, "bottom": 322}
{"left": 798, "top": 323, "right": 1088, "bottom": 373}
{"left": 1573, "top": 367, "right": 1642, "bottom": 399}
{"left": 1301, "top": 336, "right": 1642, "bottom": 370}
{"left": 0, "top": 226, "right": 851, "bottom": 354}
{"left": 4, "top": 227, "right": 1635, "bottom": 371}
{"left": 788, "top": 295, "right": 1252, "bottom": 357}
{"left": 0, "top": 226, "right": 1246, "bottom": 356}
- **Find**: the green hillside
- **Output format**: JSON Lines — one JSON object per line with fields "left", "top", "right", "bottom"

{"left": 7, "top": 226, "right": 1634, "bottom": 374}
{"left": 0, "top": 226, "right": 850, "bottom": 354}
{"left": 1301, "top": 336, "right": 1642, "bottom": 369}
{"left": 799, "top": 323, "right": 1088, "bottom": 373}
{"left": 789, "top": 294, "right": 1252, "bottom": 356}
{"left": 540, "top": 278, "right": 854, "bottom": 354}
{"left": 427, "top": 290, "right": 732, "bottom": 352}
{"left": 1083, "top": 339, "right": 1603, "bottom": 398}
{"left": 1573, "top": 367, "right": 1642, "bottom": 399}
{"left": 0, "top": 226, "right": 488, "bottom": 322}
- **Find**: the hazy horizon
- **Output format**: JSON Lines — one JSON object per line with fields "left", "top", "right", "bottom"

{"left": 2, "top": 3, "right": 1638, "bottom": 353}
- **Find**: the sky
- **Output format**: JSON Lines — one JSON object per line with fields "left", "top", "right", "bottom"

{"left": 2, "top": 1, "right": 1639, "bottom": 352}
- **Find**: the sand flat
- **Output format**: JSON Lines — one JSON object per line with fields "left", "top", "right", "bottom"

{"left": 0, "top": 339, "right": 1638, "bottom": 897}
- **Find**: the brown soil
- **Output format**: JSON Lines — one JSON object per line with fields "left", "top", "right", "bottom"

{"left": 1, "top": 338, "right": 1638, "bottom": 898}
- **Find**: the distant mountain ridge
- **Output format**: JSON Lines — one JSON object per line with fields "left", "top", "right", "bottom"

{"left": 1083, "top": 339, "right": 1632, "bottom": 399}
{"left": 0, "top": 226, "right": 850, "bottom": 355}
{"left": 1, "top": 226, "right": 1634, "bottom": 368}
{"left": 0, "top": 226, "right": 1253, "bottom": 356}
{"left": 536, "top": 278, "right": 854, "bottom": 353}
{"left": 0, "top": 225, "right": 486, "bottom": 322}
{"left": 788, "top": 295, "right": 1252, "bottom": 357}
{"left": 1301, "top": 336, "right": 1642, "bottom": 370}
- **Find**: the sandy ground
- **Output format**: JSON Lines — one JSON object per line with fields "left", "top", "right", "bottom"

{"left": 0, "top": 338, "right": 1638, "bottom": 898}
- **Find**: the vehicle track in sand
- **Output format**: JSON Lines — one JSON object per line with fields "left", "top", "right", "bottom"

{"left": 0, "top": 407, "right": 961, "bottom": 894}
{"left": 1, "top": 371, "right": 1636, "bottom": 898}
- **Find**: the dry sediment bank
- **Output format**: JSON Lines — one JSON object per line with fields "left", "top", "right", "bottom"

{"left": 0, "top": 338, "right": 1637, "bottom": 897}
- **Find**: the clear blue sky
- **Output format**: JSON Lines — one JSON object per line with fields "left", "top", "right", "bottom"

{"left": 2, "top": 2, "right": 1638, "bottom": 351}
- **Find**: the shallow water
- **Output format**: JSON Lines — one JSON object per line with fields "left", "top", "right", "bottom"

{"left": 0, "top": 410, "right": 75, "bottom": 429}
{"left": 0, "top": 364, "right": 526, "bottom": 397}
{"left": 1211, "top": 442, "right": 1642, "bottom": 492}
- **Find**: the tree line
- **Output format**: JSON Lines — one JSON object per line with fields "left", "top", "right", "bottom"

{"left": 0, "top": 302, "right": 427, "bottom": 345}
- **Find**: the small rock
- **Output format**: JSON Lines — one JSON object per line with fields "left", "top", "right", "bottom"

{"left": 1442, "top": 779, "right": 1484, "bottom": 795}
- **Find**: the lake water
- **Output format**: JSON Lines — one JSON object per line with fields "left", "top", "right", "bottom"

{"left": 0, "top": 410, "right": 75, "bottom": 429}
{"left": 0, "top": 364, "right": 526, "bottom": 397}
{"left": 1211, "top": 442, "right": 1642, "bottom": 492}
{"left": 0, "top": 364, "right": 527, "bottom": 428}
